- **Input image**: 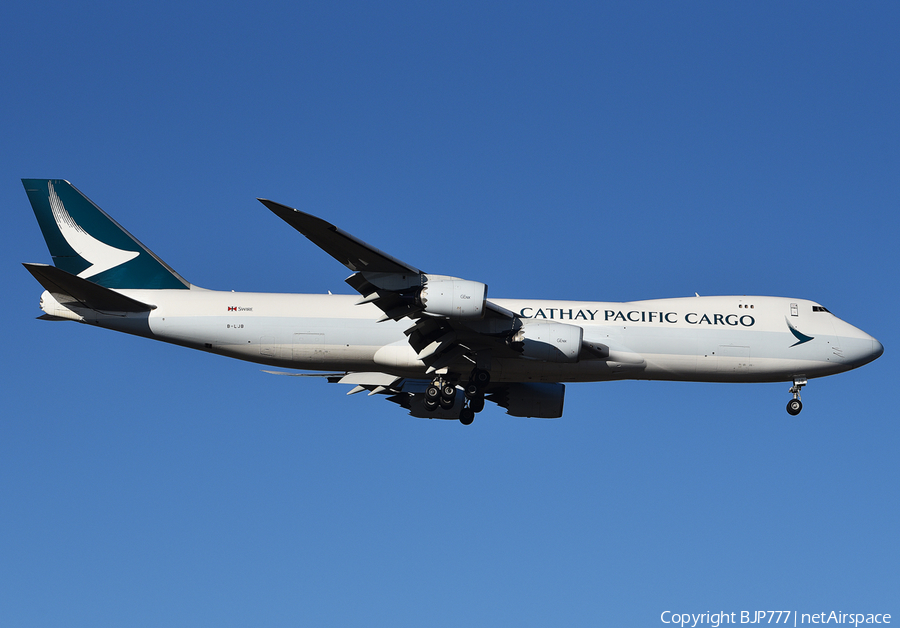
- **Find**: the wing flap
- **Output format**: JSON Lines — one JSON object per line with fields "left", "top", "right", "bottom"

{"left": 337, "top": 372, "right": 402, "bottom": 387}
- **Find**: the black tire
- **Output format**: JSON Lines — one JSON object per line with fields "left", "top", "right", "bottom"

{"left": 424, "top": 397, "right": 438, "bottom": 411}
{"left": 459, "top": 408, "right": 475, "bottom": 425}
{"left": 465, "top": 383, "right": 480, "bottom": 398}
{"left": 425, "top": 385, "right": 440, "bottom": 401}
{"left": 786, "top": 399, "right": 802, "bottom": 416}
{"left": 440, "top": 396, "right": 456, "bottom": 410}
{"left": 442, "top": 383, "right": 457, "bottom": 398}
{"left": 472, "top": 369, "right": 490, "bottom": 388}
{"left": 469, "top": 396, "right": 485, "bottom": 413}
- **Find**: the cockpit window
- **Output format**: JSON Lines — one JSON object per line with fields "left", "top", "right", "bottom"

{"left": 813, "top": 306, "right": 831, "bottom": 313}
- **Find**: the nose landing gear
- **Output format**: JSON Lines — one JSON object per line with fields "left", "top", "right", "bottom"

{"left": 786, "top": 377, "right": 807, "bottom": 416}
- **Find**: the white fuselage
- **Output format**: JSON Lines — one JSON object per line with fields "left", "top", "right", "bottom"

{"left": 45, "top": 287, "right": 882, "bottom": 385}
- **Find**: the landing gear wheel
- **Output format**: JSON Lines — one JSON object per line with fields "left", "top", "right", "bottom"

{"left": 786, "top": 399, "right": 802, "bottom": 416}
{"left": 440, "top": 396, "right": 456, "bottom": 410}
{"left": 425, "top": 385, "right": 440, "bottom": 401}
{"left": 459, "top": 407, "right": 475, "bottom": 425}
{"left": 471, "top": 369, "right": 490, "bottom": 388}
{"left": 442, "top": 383, "right": 457, "bottom": 398}
{"left": 424, "top": 397, "right": 438, "bottom": 411}
{"left": 464, "top": 382, "right": 480, "bottom": 398}
{"left": 469, "top": 396, "right": 485, "bottom": 413}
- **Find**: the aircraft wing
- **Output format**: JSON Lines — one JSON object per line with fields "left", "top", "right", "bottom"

{"left": 259, "top": 199, "right": 522, "bottom": 376}
{"left": 258, "top": 200, "right": 420, "bottom": 274}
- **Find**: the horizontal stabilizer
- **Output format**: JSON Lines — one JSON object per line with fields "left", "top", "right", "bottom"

{"left": 23, "top": 263, "right": 155, "bottom": 313}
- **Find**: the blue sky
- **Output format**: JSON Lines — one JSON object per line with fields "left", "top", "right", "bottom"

{"left": 2, "top": 2, "right": 897, "bottom": 626}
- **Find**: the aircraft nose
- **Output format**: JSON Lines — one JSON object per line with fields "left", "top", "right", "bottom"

{"left": 846, "top": 335, "right": 883, "bottom": 367}
{"left": 832, "top": 316, "right": 883, "bottom": 368}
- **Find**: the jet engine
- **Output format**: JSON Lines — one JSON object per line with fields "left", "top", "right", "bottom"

{"left": 416, "top": 277, "right": 487, "bottom": 319}
{"left": 509, "top": 321, "right": 583, "bottom": 362}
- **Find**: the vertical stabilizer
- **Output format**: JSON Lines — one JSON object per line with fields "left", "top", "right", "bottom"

{"left": 22, "top": 179, "right": 190, "bottom": 290}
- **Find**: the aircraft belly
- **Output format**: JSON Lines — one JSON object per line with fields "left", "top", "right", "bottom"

{"left": 495, "top": 358, "right": 646, "bottom": 383}
{"left": 147, "top": 314, "right": 225, "bottom": 348}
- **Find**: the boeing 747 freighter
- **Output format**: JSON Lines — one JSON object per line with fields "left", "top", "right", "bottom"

{"left": 22, "top": 180, "right": 883, "bottom": 424}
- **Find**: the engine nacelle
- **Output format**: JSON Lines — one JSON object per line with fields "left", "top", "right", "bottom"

{"left": 417, "top": 277, "right": 487, "bottom": 319}
{"left": 510, "top": 321, "right": 583, "bottom": 363}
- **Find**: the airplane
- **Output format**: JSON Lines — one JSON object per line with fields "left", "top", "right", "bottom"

{"left": 22, "top": 179, "right": 883, "bottom": 424}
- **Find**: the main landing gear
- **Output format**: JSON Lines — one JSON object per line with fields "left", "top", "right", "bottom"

{"left": 423, "top": 368, "right": 490, "bottom": 425}
{"left": 786, "top": 377, "right": 807, "bottom": 416}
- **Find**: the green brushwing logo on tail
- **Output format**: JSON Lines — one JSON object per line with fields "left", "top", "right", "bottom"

{"left": 22, "top": 179, "right": 189, "bottom": 290}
